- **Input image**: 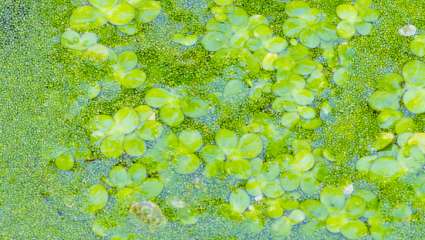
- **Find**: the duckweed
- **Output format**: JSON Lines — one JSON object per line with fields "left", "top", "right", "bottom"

{"left": 9, "top": 0, "right": 425, "bottom": 239}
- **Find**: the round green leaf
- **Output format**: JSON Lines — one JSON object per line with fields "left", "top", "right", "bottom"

{"left": 265, "top": 36, "right": 288, "bottom": 53}
{"left": 300, "top": 199, "right": 328, "bottom": 221}
{"left": 140, "top": 178, "right": 164, "bottom": 199}
{"left": 368, "top": 90, "right": 400, "bottom": 111}
{"left": 370, "top": 156, "right": 399, "bottom": 177}
{"left": 179, "top": 129, "right": 203, "bottom": 153}
{"left": 320, "top": 186, "right": 345, "bottom": 210}
{"left": 290, "top": 150, "right": 315, "bottom": 172}
{"left": 174, "top": 154, "right": 201, "bottom": 174}
{"left": 238, "top": 133, "right": 263, "bottom": 159}
{"left": 121, "top": 69, "right": 146, "bottom": 88}
{"left": 136, "top": 0, "right": 161, "bottom": 23}
{"left": 55, "top": 152, "right": 74, "bottom": 171}
{"left": 137, "top": 120, "right": 163, "bottom": 141}
{"left": 89, "top": 115, "right": 114, "bottom": 137}
{"left": 88, "top": 184, "right": 108, "bottom": 212}
{"left": 106, "top": 3, "right": 136, "bottom": 25}
{"left": 128, "top": 163, "right": 147, "bottom": 184}
{"left": 355, "top": 21, "right": 373, "bottom": 35}
{"left": 109, "top": 165, "right": 132, "bottom": 188}
{"left": 159, "top": 104, "right": 184, "bottom": 127}
{"left": 117, "top": 51, "right": 138, "bottom": 71}
{"left": 181, "top": 98, "right": 208, "bottom": 118}
{"left": 340, "top": 220, "right": 368, "bottom": 240}
{"left": 262, "top": 180, "right": 284, "bottom": 198}
{"left": 123, "top": 133, "right": 145, "bottom": 156}
{"left": 300, "top": 30, "right": 320, "bottom": 48}
{"left": 201, "top": 32, "right": 227, "bottom": 51}
{"left": 200, "top": 145, "right": 225, "bottom": 163}
{"left": 89, "top": 0, "right": 118, "bottom": 10}
{"left": 345, "top": 196, "right": 366, "bottom": 217}
{"left": 134, "top": 105, "right": 155, "bottom": 122}
{"left": 283, "top": 18, "right": 307, "bottom": 37}
{"left": 336, "top": 4, "right": 358, "bottom": 22}
{"left": 377, "top": 73, "right": 404, "bottom": 91}
{"left": 337, "top": 21, "right": 356, "bottom": 39}
{"left": 100, "top": 135, "right": 124, "bottom": 158}
{"left": 285, "top": 1, "right": 310, "bottom": 18}
{"left": 410, "top": 35, "right": 425, "bottom": 57}
{"left": 215, "top": 129, "right": 238, "bottom": 155}
{"left": 280, "top": 171, "right": 301, "bottom": 191}
{"left": 271, "top": 217, "right": 292, "bottom": 237}
{"left": 403, "top": 60, "right": 425, "bottom": 88}
{"left": 288, "top": 209, "right": 305, "bottom": 224}
{"left": 172, "top": 33, "right": 198, "bottom": 46}
{"left": 229, "top": 189, "right": 250, "bottom": 213}
{"left": 326, "top": 213, "right": 349, "bottom": 233}
{"left": 70, "top": 6, "right": 106, "bottom": 30}
{"left": 403, "top": 88, "right": 425, "bottom": 114}
{"left": 111, "top": 107, "right": 140, "bottom": 134}
{"left": 214, "top": 0, "right": 233, "bottom": 6}
{"left": 292, "top": 88, "right": 314, "bottom": 105}
{"left": 145, "top": 88, "right": 176, "bottom": 108}
{"left": 225, "top": 159, "right": 252, "bottom": 179}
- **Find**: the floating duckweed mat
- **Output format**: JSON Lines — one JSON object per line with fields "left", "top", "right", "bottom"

{"left": 1, "top": 0, "right": 425, "bottom": 239}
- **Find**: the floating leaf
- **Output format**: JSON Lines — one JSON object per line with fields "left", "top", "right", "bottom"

{"left": 262, "top": 180, "right": 284, "bottom": 198}
{"left": 135, "top": 105, "right": 155, "bottom": 122}
{"left": 370, "top": 156, "right": 399, "bottom": 177}
{"left": 159, "top": 104, "right": 184, "bottom": 127}
{"left": 237, "top": 134, "right": 262, "bottom": 159}
{"left": 172, "top": 33, "right": 198, "bottom": 46}
{"left": 117, "top": 51, "right": 138, "bottom": 71}
{"left": 320, "top": 186, "right": 345, "bottom": 210}
{"left": 181, "top": 98, "right": 209, "bottom": 118}
{"left": 290, "top": 150, "right": 315, "bottom": 172}
{"left": 88, "top": 184, "right": 108, "bottom": 212}
{"left": 403, "top": 88, "right": 425, "bottom": 114}
{"left": 179, "top": 129, "right": 203, "bottom": 153}
{"left": 368, "top": 90, "right": 400, "bottom": 111}
{"left": 280, "top": 171, "right": 301, "bottom": 191}
{"left": 200, "top": 145, "right": 225, "bottom": 163}
{"left": 137, "top": 120, "right": 163, "bottom": 141}
{"left": 229, "top": 189, "right": 250, "bottom": 213}
{"left": 174, "top": 154, "right": 201, "bottom": 174}
{"left": 225, "top": 159, "right": 252, "bottom": 179}
{"left": 403, "top": 60, "right": 425, "bottom": 88}
{"left": 101, "top": 135, "right": 124, "bottom": 158}
{"left": 140, "top": 178, "right": 164, "bottom": 199}
{"left": 215, "top": 129, "right": 238, "bottom": 155}
{"left": 410, "top": 35, "right": 425, "bottom": 57}
{"left": 340, "top": 220, "right": 368, "bottom": 240}
{"left": 121, "top": 69, "right": 146, "bottom": 88}
{"left": 271, "top": 217, "right": 292, "bottom": 237}
{"left": 136, "top": 1, "right": 161, "bottom": 23}
{"left": 123, "top": 133, "right": 145, "bottom": 156}
{"left": 202, "top": 32, "right": 227, "bottom": 51}
{"left": 337, "top": 21, "right": 356, "bottom": 39}
{"left": 128, "top": 163, "right": 147, "bottom": 184}
{"left": 145, "top": 88, "right": 176, "bottom": 108}
{"left": 336, "top": 4, "right": 358, "bottom": 22}
{"left": 55, "top": 152, "right": 74, "bottom": 171}
{"left": 89, "top": 0, "right": 118, "bottom": 10}
{"left": 106, "top": 3, "right": 136, "bottom": 26}
{"left": 109, "top": 166, "right": 132, "bottom": 188}
{"left": 70, "top": 6, "right": 106, "bottom": 30}
{"left": 111, "top": 107, "right": 140, "bottom": 134}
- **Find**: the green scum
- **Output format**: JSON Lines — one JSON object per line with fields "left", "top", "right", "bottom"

{"left": 4, "top": 0, "right": 425, "bottom": 239}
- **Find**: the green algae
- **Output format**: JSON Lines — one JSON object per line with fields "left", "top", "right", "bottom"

{"left": 2, "top": 0, "right": 425, "bottom": 239}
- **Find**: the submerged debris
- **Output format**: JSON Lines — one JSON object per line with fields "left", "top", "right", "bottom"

{"left": 129, "top": 201, "right": 167, "bottom": 228}
{"left": 399, "top": 24, "right": 417, "bottom": 36}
